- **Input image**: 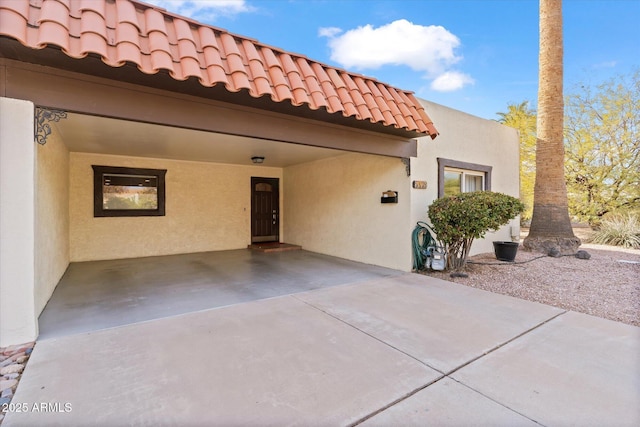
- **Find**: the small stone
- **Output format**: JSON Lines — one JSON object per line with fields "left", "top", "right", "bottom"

{"left": 0, "top": 364, "right": 24, "bottom": 375}
{"left": 15, "top": 355, "right": 28, "bottom": 364}
{"left": 3, "top": 373, "right": 19, "bottom": 380}
{"left": 1, "top": 387, "right": 13, "bottom": 398}
{"left": 0, "top": 379, "right": 17, "bottom": 392}
{"left": 0, "top": 358, "right": 13, "bottom": 368}
{"left": 0, "top": 396, "right": 10, "bottom": 406}
{"left": 10, "top": 352, "right": 25, "bottom": 363}
{"left": 2, "top": 342, "right": 34, "bottom": 357}
{"left": 548, "top": 247, "right": 561, "bottom": 257}
{"left": 575, "top": 250, "right": 591, "bottom": 260}
{"left": 25, "top": 347, "right": 33, "bottom": 356}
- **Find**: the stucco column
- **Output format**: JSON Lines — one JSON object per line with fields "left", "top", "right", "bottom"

{"left": 0, "top": 97, "right": 37, "bottom": 346}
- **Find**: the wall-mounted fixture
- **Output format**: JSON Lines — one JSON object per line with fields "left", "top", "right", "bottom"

{"left": 251, "top": 156, "right": 265, "bottom": 164}
{"left": 412, "top": 180, "right": 427, "bottom": 189}
{"left": 381, "top": 190, "right": 398, "bottom": 204}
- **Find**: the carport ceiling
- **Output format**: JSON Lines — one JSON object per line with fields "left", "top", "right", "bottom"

{"left": 54, "top": 113, "right": 346, "bottom": 168}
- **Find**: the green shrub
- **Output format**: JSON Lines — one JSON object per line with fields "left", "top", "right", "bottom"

{"left": 428, "top": 192, "right": 525, "bottom": 270}
{"left": 590, "top": 213, "right": 640, "bottom": 249}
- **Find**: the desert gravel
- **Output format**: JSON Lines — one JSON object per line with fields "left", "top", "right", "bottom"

{"left": 422, "top": 243, "right": 640, "bottom": 327}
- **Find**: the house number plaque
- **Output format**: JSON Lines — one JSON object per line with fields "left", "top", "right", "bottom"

{"left": 412, "top": 180, "right": 427, "bottom": 189}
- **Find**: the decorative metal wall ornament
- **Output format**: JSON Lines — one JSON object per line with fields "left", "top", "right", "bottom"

{"left": 401, "top": 157, "right": 411, "bottom": 177}
{"left": 35, "top": 107, "right": 68, "bottom": 145}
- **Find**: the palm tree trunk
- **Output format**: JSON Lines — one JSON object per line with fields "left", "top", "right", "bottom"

{"left": 523, "top": 0, "right": 580, "bottom": 254}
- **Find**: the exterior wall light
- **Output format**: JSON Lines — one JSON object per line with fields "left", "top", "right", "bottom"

{"left": 251, "top": 156, "right": 265, "bottom": 164}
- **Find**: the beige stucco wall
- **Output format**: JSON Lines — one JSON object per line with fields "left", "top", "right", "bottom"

{"left": 411, "top": 99, "right": 521, "bottom": 256}
{"left": 70, "top": 153, "right": 282, "bottom": 262}
{"left": 0, "top": 97, "right": 38, "bottom": 346}
{"left": 284, "top": 153, "right": 412, "bottom": 271}
{"left": 35, "top": 125, "right": 70, "bottom": 315}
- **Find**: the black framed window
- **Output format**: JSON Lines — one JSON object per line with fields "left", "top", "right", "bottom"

{"left": 92, "top": 165, "right": 167, "bottom": 217}
{"left": 437, "top": 158, "right": 492, "bottom": 198}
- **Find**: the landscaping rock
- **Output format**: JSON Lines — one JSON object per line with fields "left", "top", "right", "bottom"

{"left": 0, "top": 379, "right": 17, "bottom": 392}
{"left": 575, "top": 250, "right": 591, "bottom": 260}
{"left": 1, "top": 386, "right": 13, "bottom": 398}
{"left": 0, "top": 364, "right": 23, "bottom": 375}
{"left": 548, "top": 247, "right": 562, "bottom": 257}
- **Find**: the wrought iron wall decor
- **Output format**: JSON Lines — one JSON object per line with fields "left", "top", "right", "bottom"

{"left": 401, "top": 157, "right": 411, "bottom": 177}
{"left": 35, "top": 107, "right": 68, "bottom": 145}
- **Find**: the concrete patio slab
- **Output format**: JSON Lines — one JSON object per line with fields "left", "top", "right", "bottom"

{"left": 297, "top": 273, "right": 564, "bottom": 373}
{"left": 452, "top": 311, "right": 640, "bottom": 426}
{"left": 38, "top": 250, "right": 401, "bottom": 340}
{"left": 361, "top": 377, "right": 539, "bottom": 426}
{"left": 6, "top": 294, "right": 440, "bottom": 426}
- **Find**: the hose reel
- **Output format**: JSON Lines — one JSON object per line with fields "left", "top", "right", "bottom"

{"left": 412, "top": 221, "right": 446, "bottom": 271}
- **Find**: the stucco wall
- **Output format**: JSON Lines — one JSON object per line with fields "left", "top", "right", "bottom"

{"left": 284, "top": 153, "right": 412, "bottom": 271}
{"left": 69, "top": 153, "right": 282, "bottom": 262}
{"left": 35, "top": 125, "right": 70, "bottom": 315}
{"left": 0, "top": 97, "right": 38, "bottom": 346}
{"left": 411, "top": 99, "right": 521, "bottom": 255}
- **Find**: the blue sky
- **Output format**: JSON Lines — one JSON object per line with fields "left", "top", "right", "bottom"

{"left": 146, "top": 0, "right": 640, "bottom": 120}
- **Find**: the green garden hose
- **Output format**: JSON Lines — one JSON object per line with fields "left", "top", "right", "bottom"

{"left": 412, "top": 221, "right": 437, "bottom": 271}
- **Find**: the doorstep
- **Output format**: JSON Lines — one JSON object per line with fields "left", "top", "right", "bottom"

{"left": 247, "top": 242, "right": 302, "bottom": 253}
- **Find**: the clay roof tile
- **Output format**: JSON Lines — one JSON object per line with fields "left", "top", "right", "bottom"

{"left": 0, "top": 2, "right": 30, "bottom": 45}
{"left": 197, "top": 26, "right": 217, "bottom": 49}
{"left": 115, "top": 0, "right": 141, "bottom": 32}
{"left": 79, "top": 0, "right": 105, "bottom": 18}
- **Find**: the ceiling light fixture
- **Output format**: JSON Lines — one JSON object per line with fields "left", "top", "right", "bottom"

{"left": 251, "top": 156, "right": 265, "bottom": 164}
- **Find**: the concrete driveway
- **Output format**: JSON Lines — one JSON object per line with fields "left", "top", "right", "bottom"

{"left": 5, "top": 273, "right": 640, "bottom": 426}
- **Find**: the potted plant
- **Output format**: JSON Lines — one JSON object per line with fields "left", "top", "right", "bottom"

{"left": 428, "top": 191, "right": 525, "bottom": 271}
{"left": 493, "top": 241, "right": 519, "bottom": 261}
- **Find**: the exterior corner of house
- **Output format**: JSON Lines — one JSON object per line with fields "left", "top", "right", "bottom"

{"left": 0, "top": 96, "right": 39, "bottom": 346}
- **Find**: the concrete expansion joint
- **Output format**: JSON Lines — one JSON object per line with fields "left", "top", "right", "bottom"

{"left": 443, "top": 310, "right": 569, "bottom": 378}
{"left": 445, "top": 376, "right": 548, "bottom": 426}
{"left": 300, "top": 297, "right": 568, "bottom": 426}
{"left": 292, "top": 295, "right": 438, "bottom": 371}
{"left": 349, "top": 375, "right": 446, "bottom": 426}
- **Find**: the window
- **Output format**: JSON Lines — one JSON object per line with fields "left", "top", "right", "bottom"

{"left": 92, "top": 165, "right": 167, "bottom": 217}
{"left": 437, "top": 158, "right": 492, "bottom": 198}
{"left": 443, "top": 169, "right": 485, "bottom": 195}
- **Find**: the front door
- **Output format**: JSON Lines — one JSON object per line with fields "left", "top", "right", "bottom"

{"left": 251, "top": 177, "right": 279, "bottom": 243}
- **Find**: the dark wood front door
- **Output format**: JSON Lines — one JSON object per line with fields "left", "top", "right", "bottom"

{"left": 251, "top": 177, "right": 279, "bottom": 243}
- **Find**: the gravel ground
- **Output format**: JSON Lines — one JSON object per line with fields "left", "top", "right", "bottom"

{"left": 421, "top": 236, "right": 640, "bottom": 327}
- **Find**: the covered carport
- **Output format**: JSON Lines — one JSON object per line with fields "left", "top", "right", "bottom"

{"left": 0, "top": 0, "right": 437, "bottom": 346}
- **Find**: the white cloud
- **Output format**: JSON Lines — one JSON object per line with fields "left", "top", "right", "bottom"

{"left": 430, "top": 71, "right": 475, "bottom": 92}
{"left": 145, "top": 0, "right": 252, "bottom": 20}
{"left": 318, "top": 27, "right": 343, "bottom": 38}
{"left": 321, "top": 19, "right": 473, "bottom": 91}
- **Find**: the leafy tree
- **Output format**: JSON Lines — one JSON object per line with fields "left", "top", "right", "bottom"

{"left": 428, "top": 192, "right": 524, "bottom": 270}
{"left": 564, "top": 69, "right": 640, "bottom": 224}
{"left": 497, "top": 102, "right": 537, "bottom": 221}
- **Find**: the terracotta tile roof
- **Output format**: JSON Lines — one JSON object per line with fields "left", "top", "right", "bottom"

{"left": 0, "top": 0, "right": 438, "bottom": 137}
